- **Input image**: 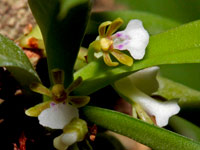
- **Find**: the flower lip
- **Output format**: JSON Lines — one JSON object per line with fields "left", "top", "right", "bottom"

{"left": 38, "top": 102, "right": 79, "bottom": 129}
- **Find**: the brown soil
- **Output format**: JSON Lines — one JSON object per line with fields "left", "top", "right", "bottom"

{"left": 0, "top": 0, "right": 36, "bottom": 40}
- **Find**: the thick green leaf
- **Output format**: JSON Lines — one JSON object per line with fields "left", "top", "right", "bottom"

{"left": 0, "top": 34, "right": 40, "bottom": 88}
{"left": 81, "top": 106, "right": 200, "bottom": 150}
{"left": 158, "top": 64, "right": 200, "bottom": 108}
{"left": 159, "top": 64, "right": 200, "bottom": 91}
{"left": 74, "top": 20, "right": 200, "bottom": 95}
{"left": 28, "top": 0, "right": 91, "bottom": 87}
{"left": 86, "top": 10, "right": 180, "bottom": 35}
{"left": 116, "top": 0, "right": 200, "bottom": 23}
{"left": 156, "top": 76, "right": 200, "bottom": 109}
{"left": 169, "top": 116, "right": 200, "bottom": 141}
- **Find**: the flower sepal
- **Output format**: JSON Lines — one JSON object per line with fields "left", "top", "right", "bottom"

{"left": 25, "top": 101, "right": 51, "bottom": 117}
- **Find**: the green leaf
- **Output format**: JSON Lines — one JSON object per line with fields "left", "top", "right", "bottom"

{"left": 86, "top": 10, "right": 180, "bottom": 35}
{"left": 0, "top": 34, "right": 40, "bottom": 88}
{"left": 81, "top": 106, "right": 200, "bottom": 150}
{"left": 159, "top": 64, "right": 200, "bottom": 91}
{"left": 74, "top": 20, "right": 200, "bottom": 95}
{"left": 157, "top": 64, "right": 200, "bottom": 108}
{"left": 116, "top": 0, "right": 200, "bottom": 23}
{"left": 169, "top": 116, "right": 200, "bottom": 141}
{"left": 28, "top": 0, "right": 91, "bottom": 87}
{"left": 156, "top": 76, "right": 200, "bottom": 109}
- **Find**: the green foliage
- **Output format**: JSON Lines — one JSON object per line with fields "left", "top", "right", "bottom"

{"left": 28, "top": 0, "right": 91, "bottom": 87}
{"left": 169, "top": 116, "right": 200, "bottom": 141}
{"left": 86, "top": 10, "right": 180, "bottom": 35}
{"left": 159, "top": 64, "right": 200, "bottom": 91}
{"left": 116, "top": 0, "right": 200, "bottom": 23}
{"left": 74, "top": 20, "right": 200, "bottom": 95}
{"left": 156, "top": 76, "right": 200, "bottom": 109}
{"left": 0, "top": 34, "right": 40, "bottom": 88}
{"left": 158, "top": 64, "right": 200, "bottom": 108}
{"left": 81, "top": 106, "right": 200, "bottom": 150}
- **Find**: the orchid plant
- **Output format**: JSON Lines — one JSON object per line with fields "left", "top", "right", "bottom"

{"left": 1, "top": 0, "right": 200, "bottom": 150}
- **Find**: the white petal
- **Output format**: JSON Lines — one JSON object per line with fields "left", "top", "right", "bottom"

{"left": 126, "top": 67, "right": 159, "bottom": 95}
{"left": 113, "top": 19, "right": 149, "bottom": 60}
{"left": 114, "top": 77, "right": 180, "bottom": 127}
{"left": 38, "top": 103, "right": 79, "bottom": 129}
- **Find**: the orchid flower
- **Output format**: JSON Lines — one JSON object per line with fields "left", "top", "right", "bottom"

{"left": 25, "top": 69, "right": 90, "bottom": 129}
{"left": 88, "top": 18, "right": 149, "bottom": 67}
{"left": 114, "top": 67, "right": 180, "bottom": 127}
{"left": 54, "top": 118, "right": 88, "bottom": 150}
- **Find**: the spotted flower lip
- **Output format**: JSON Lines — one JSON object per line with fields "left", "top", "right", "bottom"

{"left": 114, "top": 67, "right": 180, "bottom": 127}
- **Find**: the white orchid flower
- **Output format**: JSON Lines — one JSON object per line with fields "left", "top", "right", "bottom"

{"left": 114, "top": 67, "right": 180, "bottom": 127}
{"left": 25, "top": 69, "right": 90, "bottom": 129}
{"left": 88, "top": 18, "right": 149, "bottom": 66}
